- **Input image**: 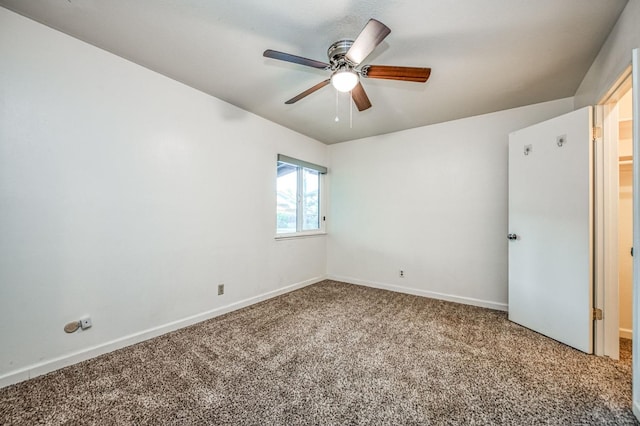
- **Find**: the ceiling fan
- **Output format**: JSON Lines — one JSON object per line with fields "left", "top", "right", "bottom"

{"left": 263, "top": 19, "right": 431, "bottom": 112}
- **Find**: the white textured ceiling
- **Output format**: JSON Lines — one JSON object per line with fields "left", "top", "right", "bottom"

{"left": 0, "top": 0, "right": 628, "bottom": 144}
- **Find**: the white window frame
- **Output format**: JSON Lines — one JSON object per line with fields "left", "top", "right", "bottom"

{"left": 276, "top": 155, "right": 326, "bottom": 239}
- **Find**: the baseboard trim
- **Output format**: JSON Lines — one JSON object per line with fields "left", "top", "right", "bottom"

{"left": 327, "top": 275, "right": 508, "bottom": 312}
{"left": 0, "top": 276, "right": 325, "bottom": 389}
{"left": 620, "top": 328, "right": 633, "bottom": 339}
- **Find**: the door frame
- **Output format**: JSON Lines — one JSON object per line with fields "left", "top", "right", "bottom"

{"left": 597, "top": 49, "right": 638, "bottom": 421}
{"left": 631, "top": 47, "right": 640, "bottom": 421}
{"left": 595, "top": 65, "right": 632, "bottom": 359}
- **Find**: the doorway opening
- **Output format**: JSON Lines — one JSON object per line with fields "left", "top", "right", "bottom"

{"left": 617, "top": 87, "right": 633, "bottom": 361}
{"left": 598, "top": 69, "right": 634, "bottom": 361}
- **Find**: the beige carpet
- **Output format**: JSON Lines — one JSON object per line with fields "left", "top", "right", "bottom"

{"left": 0, "top": 280, "right": 636, "bottom": 425}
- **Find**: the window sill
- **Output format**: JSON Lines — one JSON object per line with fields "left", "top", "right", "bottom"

{"left": 275, "top": 231, "right": 327, "bottom": 240}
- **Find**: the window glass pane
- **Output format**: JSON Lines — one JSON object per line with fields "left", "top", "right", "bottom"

{"left": 302, "top": 168, "right": 320, "bottom": 230}
{"left": 276, "top": 163, "right": 297, "bottom": 234}
{"left": 276, "top": 158, "right": 323, "bottom": 235}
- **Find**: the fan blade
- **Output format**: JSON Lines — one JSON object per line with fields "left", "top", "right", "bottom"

{"left": 263, "top": 49, "right": 330, "bottom": 69}
{"left": 285, "top": 79, "right": 331, "bottom": 104}
{"left": 362, "top": 65, "right": 431, "bottom": 82}
{"left": 346, "top": 19, "right": 391, "bottom": 65}
{"left": 351, "top": 82, "right": 372, "bottom": 111}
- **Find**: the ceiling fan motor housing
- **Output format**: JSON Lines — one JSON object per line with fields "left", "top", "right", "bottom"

{"left": 327, "top": 40, "right": 355, "bottom": 70}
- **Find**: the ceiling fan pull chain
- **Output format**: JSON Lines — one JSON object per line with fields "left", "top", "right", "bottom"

{"left": 335, "top": 89, "right": 340, "bottom": 122}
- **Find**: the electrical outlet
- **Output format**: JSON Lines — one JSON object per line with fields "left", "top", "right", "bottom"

{"left": 80, "top": 317, "right": 92, "bottom": 330}
{"left": 218, "top": 284, "right": 224, "bottom": 295}
{"left": 400, "top": 270, "right": 404, "bottom": 278}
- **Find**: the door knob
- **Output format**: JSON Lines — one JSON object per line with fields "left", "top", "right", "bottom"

{"left": 507, "top": 233, "right": 518, "bottom": 240}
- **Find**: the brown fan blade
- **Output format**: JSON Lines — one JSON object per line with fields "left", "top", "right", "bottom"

{"left": 263, "top": 49, "right": 330, "bottom": 69}
{"left": 351, "top": 82, "right": 372, "bottom": 111}
{"left": 345, "top": 19, "right": 391, "bottom": 66}
{"left": 285, "top": 79, "right": 331, "bottom": 104}
{"left": 362, "top": 65, "right": 431, "bottom": 82}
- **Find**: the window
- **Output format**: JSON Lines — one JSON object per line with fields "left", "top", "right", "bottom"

{"left": 276, "top": 154, "right": 326, "bottom": 235}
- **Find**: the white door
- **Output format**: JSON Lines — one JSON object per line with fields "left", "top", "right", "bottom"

{"left": 508, "top": 106, "right": 593, "bottom": 353}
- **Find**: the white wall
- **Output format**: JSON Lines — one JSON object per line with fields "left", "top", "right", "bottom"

{"left": 574, "top": 0, "right": 640, "bottom": 107}
{"left": 0, "top": 8, "right": 327, "bottom": 386}
{"left": 327, "top": 98, "right": 574, "bottom": 309}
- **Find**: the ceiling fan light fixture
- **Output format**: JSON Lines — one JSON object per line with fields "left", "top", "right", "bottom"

{"left": 331, "top": 69, "right": 359, "bottom": 92}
